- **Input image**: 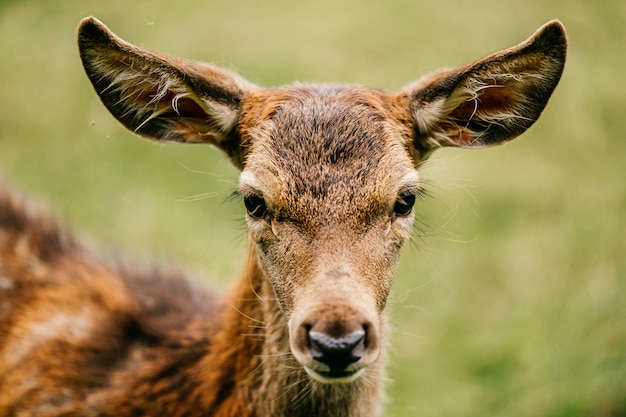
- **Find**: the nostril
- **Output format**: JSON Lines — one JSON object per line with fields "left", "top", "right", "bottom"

{"left": 308, "top": 330, "right": 366, "bottom": 371}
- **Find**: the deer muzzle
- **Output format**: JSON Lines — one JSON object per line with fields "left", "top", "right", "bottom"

{"left": 288, "top": 300, "right": 381, "bottom": 384}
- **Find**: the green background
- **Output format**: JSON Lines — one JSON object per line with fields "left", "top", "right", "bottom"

{"left": 1, "top": 0, "right": 624, "bottom": 415}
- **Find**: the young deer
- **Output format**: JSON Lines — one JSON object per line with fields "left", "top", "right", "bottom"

{"left": 0, "top": 17, "right": 566, "bottom": 417}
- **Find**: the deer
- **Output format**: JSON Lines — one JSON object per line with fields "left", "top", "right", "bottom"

{"left": 0, "top": 17, "right": 566, "bottom": 417}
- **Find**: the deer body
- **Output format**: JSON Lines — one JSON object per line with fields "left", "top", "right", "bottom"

{"left": 0, "top": 18, "right": 566, "bottom": 416}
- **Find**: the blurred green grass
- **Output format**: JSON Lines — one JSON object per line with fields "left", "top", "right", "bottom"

{"left": 1, "top": 0, "right": 625, "bottom": 416}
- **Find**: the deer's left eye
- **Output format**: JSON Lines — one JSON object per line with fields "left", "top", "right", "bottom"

{"left": 393, "top": 191, "right": 416, "bottom": 217}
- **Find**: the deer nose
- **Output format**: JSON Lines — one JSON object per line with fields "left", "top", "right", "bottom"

{"left": 289, "top": 302, "right": 380, "bottom": 382}
{"left": 308, "top": 329, "right": 366, "bottom": 373}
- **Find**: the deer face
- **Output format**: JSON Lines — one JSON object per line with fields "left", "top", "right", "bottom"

{"left": 78, "top": 17, "right": 566, "bottom": 384}
{"left": 237, "top": 86, "right": 418, "bottom": 381}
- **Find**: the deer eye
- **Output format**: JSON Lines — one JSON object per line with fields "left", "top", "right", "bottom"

{"left": 393, "top": 191, "right": 416, "bottom": 217}
{"left": 244, "top": 194, "right": 268, "bottom": 219}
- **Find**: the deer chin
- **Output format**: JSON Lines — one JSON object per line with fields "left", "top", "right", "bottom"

{"left": 303, "top": 364, "right": 366, "bottom": 384}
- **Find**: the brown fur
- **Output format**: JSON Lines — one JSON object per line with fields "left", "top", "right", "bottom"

{"left": 0, "top": 18, "right": 567, "bottom": 416}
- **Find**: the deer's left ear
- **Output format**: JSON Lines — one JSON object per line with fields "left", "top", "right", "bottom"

{"left": 404, "top": 20, "right": 567, "bottom": 159}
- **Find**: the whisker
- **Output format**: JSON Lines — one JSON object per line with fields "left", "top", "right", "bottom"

{"left": 229, "top": 303, "right": 265, "bottom": 325}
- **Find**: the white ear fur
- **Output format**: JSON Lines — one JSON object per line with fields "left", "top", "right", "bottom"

{"left": 405, "top": 20, "right": 567, "bottom": 157}
{"left": 78, "top": 17, "right": 253, "bottom": 160}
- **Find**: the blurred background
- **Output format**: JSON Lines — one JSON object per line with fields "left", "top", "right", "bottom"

{"left": 1, "top": 0, "right": 624, "bottom": 415}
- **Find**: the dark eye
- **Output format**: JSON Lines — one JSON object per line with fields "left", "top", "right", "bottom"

{"left": 393, "top": 191, "right": 416, "bottom": 217}
{"left": 244, "top": 194, "right": 268, "bottom": 219}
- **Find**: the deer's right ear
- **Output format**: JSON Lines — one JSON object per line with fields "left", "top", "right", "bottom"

{"left": 404, "top": 20, "right": 567, "bottom": 161}
{"left": 77, "top": 17, "right": 253, "bottom": 168}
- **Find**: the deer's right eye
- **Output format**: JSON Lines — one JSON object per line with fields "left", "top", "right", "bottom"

{"left": 244, "top": 194, "right": 268, "bottom": 219}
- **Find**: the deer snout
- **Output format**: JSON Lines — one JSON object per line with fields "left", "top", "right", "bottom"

{"left": 309, "top": 329, "right": 366, "bottom": 372}
{"left": 289, "top": 304, "right": 380, "bottom": 384}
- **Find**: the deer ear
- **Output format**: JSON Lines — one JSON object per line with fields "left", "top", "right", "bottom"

{"left": 77, "top": 17, "right": 253, "bottom": 167}
{"left": 404, "top": 20, "right": 567, "bottom": 159}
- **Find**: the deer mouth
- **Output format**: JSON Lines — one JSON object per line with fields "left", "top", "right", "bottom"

{"left": 303, "top": 364, "right": 366, "bottom": 384}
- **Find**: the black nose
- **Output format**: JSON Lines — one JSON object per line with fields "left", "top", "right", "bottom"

{"left": 308, "top": 330, "right": 366, "bottom": 373}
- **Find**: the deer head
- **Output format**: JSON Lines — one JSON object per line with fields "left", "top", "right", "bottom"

{"left": 78, "top": 17, "right": 566, "bottom": 383}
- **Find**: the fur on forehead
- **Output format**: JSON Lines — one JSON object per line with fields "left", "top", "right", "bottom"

{"left": 239, "top": 85, "right": 417, "bottom": 192}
